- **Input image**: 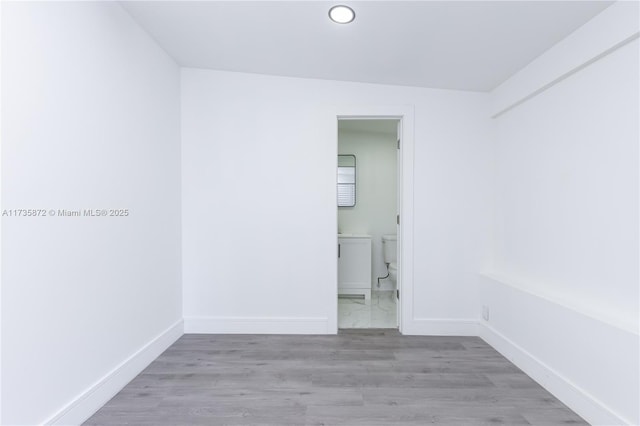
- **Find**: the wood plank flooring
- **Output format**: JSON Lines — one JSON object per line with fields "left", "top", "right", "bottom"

{"left": 85, "top": 329, "right": 587, "bottom": 425}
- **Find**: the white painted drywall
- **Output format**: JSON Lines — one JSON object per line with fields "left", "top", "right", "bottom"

{"left": 181, "top": 68, "right": 493, "bottom": 333}
{"left": 338, "top": 123, "right": 398, "bottom": 290}
{"left": 0, "top": 3, "right": 4, "bottom": 422}
{"left": 485, "top": 3, "right": 640, "bottom": 423}
{"left": 1, "top": 2, "right": 182, "bottom": 424}
{"left": 491, "top": 1, "right": 639, "bottom": 117}
{"left": 493, "top": 37, "right": 639, "bottom": 329}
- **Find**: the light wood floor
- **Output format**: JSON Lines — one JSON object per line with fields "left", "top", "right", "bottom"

{"left": 85, "top": 329, "right": 587, "bottom": 425}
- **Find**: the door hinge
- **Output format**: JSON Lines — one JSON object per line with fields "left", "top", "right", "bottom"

{"left": 397, "top": 289, "right": 400, "bottom": 299}
{"left": 397, "top": 139, "right": 401, "bottom": 149}
{"left": 397, "top": 215, "right": 400, "bottom": 225}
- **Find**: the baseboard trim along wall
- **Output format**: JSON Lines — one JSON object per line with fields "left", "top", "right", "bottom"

{"left": 403, "top": 318, "right": 479, "bottom": 336}
{"left": 42, "top": 309, "right": 635, "bottom": 425}
{"left": 45, "top": 320, "right": 184, "bottom": 426}
{"left": 184, "top": 316, "right": 329, "bottom": 334}
{"left": 183, "top": 316, "right": 479, "bottom": 336}
{"left": 479, "top": 322, "right": 629, "bottom": 426}
{"left": 479, "top": 274, "right": 638, "bottom": 425}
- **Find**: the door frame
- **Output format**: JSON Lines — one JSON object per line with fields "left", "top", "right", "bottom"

{"left": 328, "top": 105, "right": 415, "bottom": 334}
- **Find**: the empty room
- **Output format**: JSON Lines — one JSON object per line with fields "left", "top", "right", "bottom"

{"left": 1, "top": 1, "right": 638, "bottom": 425}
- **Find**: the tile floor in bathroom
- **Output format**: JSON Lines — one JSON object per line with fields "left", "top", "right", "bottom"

{"left": 338, "top": 290, "right": 397, "bottom": 329}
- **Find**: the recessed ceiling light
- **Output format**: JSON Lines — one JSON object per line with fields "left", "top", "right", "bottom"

{"left": 329, "top": 5, "right": 355, "bottom": 24}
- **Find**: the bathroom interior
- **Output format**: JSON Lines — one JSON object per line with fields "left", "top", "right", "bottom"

{"left": 337, "top": 119, "right": 399, "bottom": 329}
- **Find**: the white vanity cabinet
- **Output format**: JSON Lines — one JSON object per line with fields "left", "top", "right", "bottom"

{"left": 338, "top": 235, "right": 372, "bottom": 301}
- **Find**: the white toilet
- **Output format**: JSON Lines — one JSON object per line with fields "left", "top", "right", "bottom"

{"left": 382, "top": 234, "right": 397, "bottom": 285}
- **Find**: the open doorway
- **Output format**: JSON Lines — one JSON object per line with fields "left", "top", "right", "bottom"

{"left": 337, "top": 119, "right": 400, "bottom": 330}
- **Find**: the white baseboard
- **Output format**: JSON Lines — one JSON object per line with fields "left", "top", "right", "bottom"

{"left": 45, "top": 319, "right": 184, "bottom": 426}
{"left": 403, "top": 318, "right": 479, "bottom": 336}
{"left": 37, "top": 312, "right": 630, "bottom": 425}
{"left": 479, "top": 322, "right": 629, "bottom": 426}
{"left": 184, "top": 316, "right": 329, "bottom": 334}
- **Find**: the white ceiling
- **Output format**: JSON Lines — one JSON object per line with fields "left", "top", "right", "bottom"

{"left": 121, "top": 1, "right": 613, "bottom": 92}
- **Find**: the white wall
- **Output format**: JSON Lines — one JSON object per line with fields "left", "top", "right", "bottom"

{"left": 1, "top": 2, "right": 182, "bottom": 424}
{"left": 0, "top": 3, "right": 4, "bottom": 422}
{"left": 482, "top": 2, "right": 639, "bottom": 424}
{"left": 181, "top": 68, "right": 492, "bottom": 334}
{"left": 338, "top": 124, "right": 397, "bottom": 290}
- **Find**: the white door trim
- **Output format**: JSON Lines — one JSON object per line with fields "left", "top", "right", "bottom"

{"left": 327, "top": 105, "right": 415, "bottom": 334}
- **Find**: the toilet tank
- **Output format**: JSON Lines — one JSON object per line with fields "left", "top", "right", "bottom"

{"left": 382, "top": 234, "right": 397, "bottom": 264}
